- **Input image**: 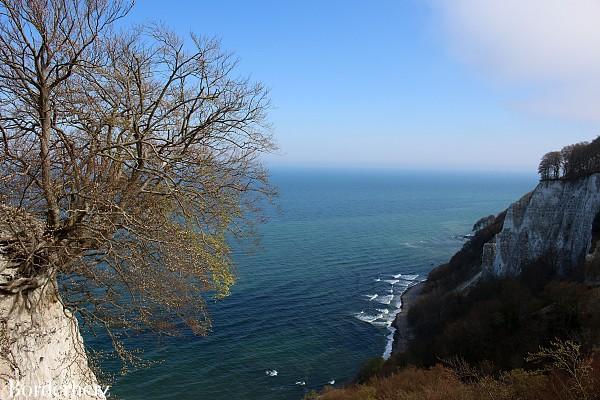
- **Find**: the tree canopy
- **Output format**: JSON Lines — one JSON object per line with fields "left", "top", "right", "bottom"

{"left": 0, "top": 0, "right": 275, "bottom": 366}
{"left": 538, "top": 137, "right": 600, "bottom": 181}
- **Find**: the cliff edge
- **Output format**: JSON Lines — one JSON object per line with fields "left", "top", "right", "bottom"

{"left": 483, "top": 173, "right": 600, "bottom": 277}
{"left": 0, "top": 209, "right": 106, "bottom": 400}
{"left": 391, "top": 173, "right": 600, "bottom": 358}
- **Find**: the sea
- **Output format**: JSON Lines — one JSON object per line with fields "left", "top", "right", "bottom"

{"left": 104, "top": 168, "right": 536, "bottom": 400}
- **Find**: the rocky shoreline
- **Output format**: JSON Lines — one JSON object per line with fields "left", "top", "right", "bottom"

{"left": 390, "top": 281, "right": 425, "bottom": 355}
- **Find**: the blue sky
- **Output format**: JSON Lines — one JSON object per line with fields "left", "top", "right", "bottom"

{"left": 126, "top": 1, "right": 599, "bottom": 171}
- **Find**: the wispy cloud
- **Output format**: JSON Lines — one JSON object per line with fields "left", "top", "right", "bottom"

{"left": 431, "top": 0, "right": 600, "bottom": 122}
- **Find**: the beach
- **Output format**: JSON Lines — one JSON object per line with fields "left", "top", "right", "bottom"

{"left": 391, "top": 281, "right": 425, "bottom": 355}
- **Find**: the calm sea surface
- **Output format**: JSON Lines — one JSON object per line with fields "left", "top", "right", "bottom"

{"left": 105, "top": 168, "right": 536, "bottom": 400}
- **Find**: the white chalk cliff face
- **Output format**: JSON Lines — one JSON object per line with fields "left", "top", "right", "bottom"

{"left": 0, "top": 255, "right": 106, "bottom": 400}
{"left": 482, "top": 174, "right": 600, "bottom": 277}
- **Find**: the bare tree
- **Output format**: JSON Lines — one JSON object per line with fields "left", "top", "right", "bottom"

{"left": 539, "top": 151, "right": 562, "bottom": 180}
{"left": 0, "top": 0, "right": 275, "bottom": 379}
{"left": 527, "top": 340, "right": 594, "bottom": 400}
{"left": 538, "top": 154, "right": 552, "bottom": 181}
{"left": 561, "top": 142, "right": 590, "bottom": 180}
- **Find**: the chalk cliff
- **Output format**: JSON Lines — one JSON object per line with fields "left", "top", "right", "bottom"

{"left": 482, "top": 174, "right": 600, "bottom": 277}
{"left": 0, "top": 269, "right": 106, "bottom": 399}
{"left": 0, "top": 212, "right": 106, "bottom": 400}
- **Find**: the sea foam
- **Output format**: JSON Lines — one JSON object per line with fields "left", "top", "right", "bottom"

{"left": 375, "top": 294, "right": 393, "bottom": 305}
{"left": 355, "top": 273, "right": 420, "bottom": 359}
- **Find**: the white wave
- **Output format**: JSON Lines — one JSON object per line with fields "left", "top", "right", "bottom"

{"left": 396, "top": 281, "right": 412, "bottom": 289}
{"left": 354, "top": 272, "right": 420, "bottom": 360}
{"left": 328, "top": 380, "right": 335, "bottom": 385}
{"left": 393, "top": 298, "right": 403, "bottom": 309}
{"left": 383, "top": 326, "right": 396, "bottom": 360}
{"left": 386, "top": 312, "right": 398, "bottom": 324}
{"left": 392, "top": 273, "right": 419, "bottom": 281}
{"left": 265, "top": 370, "right": 278, "bottom": 377}
{"left": 355, "top": 312, "right": 384, "bottom": 323}
{"left": 375, "top": 294, "right": 394, "bottom": 305}
{"left": 295, "top": 381, "right": 306, "bottom": 386}
{"left": 401, "top": 274, "right": 419, "bottom": 281}
{"left": 371, "top": 320, "right": 390, "bottom": 327}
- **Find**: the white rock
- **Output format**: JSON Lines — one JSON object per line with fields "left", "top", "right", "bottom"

{"left": 0, "top": 257, "right": 106, "bottom": 399}
{"left": 482, "top": 174, "right": 600, "bottom": 277}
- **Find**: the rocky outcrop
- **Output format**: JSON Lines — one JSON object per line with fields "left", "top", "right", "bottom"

{"left": 482, "top": 174, "right": 600, "bottom": 277}
{"left": 392, "top": 173, "right": 600, "bottom": 359}
{"left": 0, "top": 279, "right": 107, "bottom": 400}
{"left": 473, "top": 215, "right": 495, "bottom": 232}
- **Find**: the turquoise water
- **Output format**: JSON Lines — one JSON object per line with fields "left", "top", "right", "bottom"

{"left": 107, "top": 169, "right": 536, "bottom": 400}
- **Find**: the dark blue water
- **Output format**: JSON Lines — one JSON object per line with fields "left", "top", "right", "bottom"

{"left": 107, "top": 168, "right": 536, "bottom": 400}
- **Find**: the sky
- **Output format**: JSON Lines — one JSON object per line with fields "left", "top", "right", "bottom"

{"left": 125, "top": 0, "right": 600, "bottom": 171}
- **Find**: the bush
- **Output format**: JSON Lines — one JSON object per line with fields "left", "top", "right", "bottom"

{"left": 319, "top": 344, "right": 600, "bottom": 400}
{"left": 317, "top": 385, "right": 376, "bottom": 400}
{"left": 355, "top": 358, "right": 385, "bottom": 384}
{"left": 397, "top": 265, "right": 600, "bottom": 372}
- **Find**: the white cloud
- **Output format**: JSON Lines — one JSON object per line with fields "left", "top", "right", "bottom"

{"left": 431, "top": 0, "right": 600, "bottom": 122}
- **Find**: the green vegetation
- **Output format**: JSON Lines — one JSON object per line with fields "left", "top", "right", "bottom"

{"left": 311, "top": 259, "right": 600, "bottom": 399}
{"left": 0, "top": 0, "right": 274, "bottom": 373}
{"left": 403, "top": 269, "right": 600, "bottom": 370}
{"left": 314, "top": 201, "right": 600, "bottom": 399}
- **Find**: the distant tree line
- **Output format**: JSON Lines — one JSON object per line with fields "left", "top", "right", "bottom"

{"left": 538, "top": 136, "right": 600, "bottom": 180}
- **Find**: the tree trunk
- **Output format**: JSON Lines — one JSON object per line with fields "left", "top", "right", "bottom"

{"left": 0, "top": 257, "right": 106, "bottom": 399}
{"left": 38, "top": 86, "right": 60, "bottom": 230}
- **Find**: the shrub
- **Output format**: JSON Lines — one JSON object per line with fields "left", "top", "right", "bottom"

{"left": 356, "top": 358, "right": 385, "bottom": 384}
{"left": 319, "top": 345, "right": 600, "bottom": 400}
